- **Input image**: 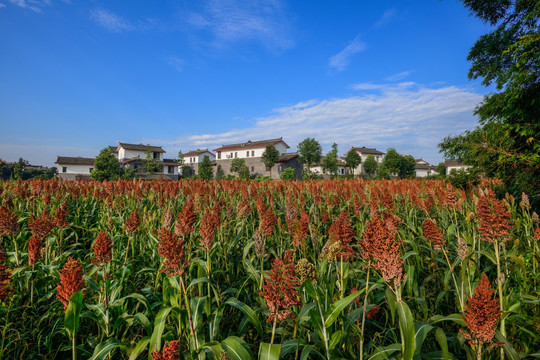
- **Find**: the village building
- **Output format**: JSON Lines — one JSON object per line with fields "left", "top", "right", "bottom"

{"left": 56, "top": 142, "right": 179, "bottom": 180}
{"left": 310, "top": 157, "right": 349, "bottom": 178}
{"left": 414, "top": 158, "right": 433, "bottom": 178}
{"left": 444, "top": 159, "right": 473, "bottom": 175}
{"left": 182, "top": 149, "right": 215, "bottom": 176}
{"left": 344, "top": 146, "right": 385, "bottom": 175}
{"left": 213, "top": 138, "right": 302, "bottom": 179}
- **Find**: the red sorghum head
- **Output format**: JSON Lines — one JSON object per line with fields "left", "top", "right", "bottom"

{"left": 151, "top": 340, "right": 180, "bottom": 360}
{"left": 57, "top": 257, "right": 84, "bottom": 310}
{"left": 92, "top": 230, "right": 112, "bottom": 266}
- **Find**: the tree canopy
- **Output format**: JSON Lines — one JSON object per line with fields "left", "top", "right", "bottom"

{"left": 91, "top": 148, "right": 120, "bottom": 181}
{"left": 344, "top": 149, "right": 361, "bottom": 176}
{"left": 261, "top": 145, "right": 280, "bottom": 170}
{"left": 382, "top": 148, "right": 415, "bottom": 179}
{"left": 322, "top": 143, "right": 339, "bottom": 176}
{"left": 363, "top": 155, "right": 378, "bottom": 177}
{"left": 440, "top": 0, "right": 540, "bottom": 206}
{"left": 298, "top": 138, "right": 322, "bottom": 170}
{"left": 198, "top": 156, "right": 213, "bottom": 180}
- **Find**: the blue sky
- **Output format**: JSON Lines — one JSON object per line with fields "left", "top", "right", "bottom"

{"left": 0, "top": 0, "right": 493, "bottom": 167}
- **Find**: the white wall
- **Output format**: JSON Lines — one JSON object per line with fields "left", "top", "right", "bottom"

{"left": 186, "top": 152, "right": 214, "bottom": 164}
{"left": 162, "top": 165, "right": 178, "bottom": 175}
{"left": 447, "top": 165, "right": 472, "bottom": 175}
{"left": 217, "top": 142, "right": 288, "bottom": 160}
{"left": 416, "top": 169, "right": 430, "bottom": 178}
{"left": 58, "top": 164, "right": 93, "bottom": 175}
{"left": 119, "top": 148, "right": 163, "bottom": 160}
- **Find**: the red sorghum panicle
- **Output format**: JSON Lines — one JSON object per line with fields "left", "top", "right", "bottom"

{"left": 27, "top": 235, "right": 42, "bottom": 265}
{"left": 367, "top": 305, "right": 380, "bottom": 320}
{"left": 328, "top": 209, "right": 356, "bottom": 260}
{"left": 163, "top": 207, "right": 174, "bottom": 229}
{"left": 476, "top": 189, "right": 512, "bottom": 243}
{"left": 423, "top": 218, "right": 445, "bottom": 249}
{"left": 57, "top": 257, "right": 84, "bottom": 310}
{"left": 0, "top": 206, "right": 18, "bottom": 237}
{"left": 533, "top": 227, "right": 540, "bottom": 241}
{"left": 254, "top": 229, "right": 266, "bottom": 259}
{"left": 260, "top": 250, "right": 301, "bottom": 323}
{"left": 92, "top": 230, "right": 112, "bottom": 266}
{"left": 460, "top": 274, "right": 502, "bottom": 349}
{"left": 28, "top": 210, "right": 55, "bottom": 240}
{"left": 200, "top": 206, "right": 220, "bottom": 252}
{"left": 125, "top": 209, "right": 140, "bottom": 234}
{"left": 158, "top": 228, "right": 189, "bottom": 277}
{"left": 0, "top": 247, "right": 12, "bottom": 300}
{"left": 292, "top": 210, "right": 310, "bottom": 248}
{"left": 151, "top": 340, "right": 180, "bottom": 360}
{"left": 259, "top": 206, "right": 277, "bottom": 238}
{"left": 54, "top": 202, "right": 69, "bottom": 229}
{"left": 175, "top": 198, "right": 197, "bottom": 237}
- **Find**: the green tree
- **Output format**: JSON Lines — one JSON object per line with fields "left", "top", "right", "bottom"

{"left": 377, "top": 163, "right": 390, "bottom": 179}
{"left": 298, "top": 138, "right": 322, "bottom": 173}
{"left": 144, "top": 147, "right": 163, "bottom": 175}
{"left": 435, "top": 162, "right": 446, "bottom": 177}
{"left": 177, "top": 150, "right": 185, "bottom": 166}
{"left": 344, "top": 149, "right": 361, "bottom": 176}
{"left": 261, "top": 145, "right": 280, "bottom": 171}
{"left": 382, "top": 148, "right": 402, "bottom": 177}
{"left": 230, "top": 158, "right": 246, "bottom": 176}
{"left": 400, "top": 155, "right": 416, "bottom": 178}
{"left": 440, "top": 0, "right": 540, "bottom": 205}
{"left": 363, "top": 155, "right": 378, "bottom": 177}
{"left": 198, "top": 156, "right": 213, "bottom": 180}
{"left": 91, "top": 148, "right": 120, "bottom": 181}
{"left": 280, "top": 167, "right": 296, "bottom": 181}
{"left": 322, "top": 143, "right": 339, "bottom": 176}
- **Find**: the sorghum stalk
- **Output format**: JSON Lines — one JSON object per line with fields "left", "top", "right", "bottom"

{"left": 494, "top": 239, "right": 505, "bottom": 358}
{"left": 360, "top": 263, "right": 371, "bottom": 360}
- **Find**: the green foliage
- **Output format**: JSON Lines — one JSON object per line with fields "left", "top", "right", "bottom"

{"left": 91, "top": 148, "right": 120, "bottom": 181}
{"left": 447, "top": 168, "right": 480, "bottom": 191}
{"left": 363, "top": 155, "right": 378, "bottom": 177}
{"left": 199, "top": 156, "right": 214, "bottom": 180}
{"left": 181, "top": 165, "right": 193, "bottom": 178}
{"left": 322, "top": 143, "right": 339, "bottom": 176}
{"left": 435, "top": 162, "right": 446, "bottom": 177}
{"left": 230, "top": 158, "right": 250, "bottom": 179}
{"left": 143, "top": 147, "right": 163, "bottom": 175}
{"left": 279, "top": 167, "right": 295, "bottom": 181}
{"left": 177, "top": 150, "right": 185, "bottom": 166}
{"left": 440, "top": 0, "right": 540, "bottom": 207}
{"left": 382, "top": 149, "right": 416, "bottom": 178}
{"left": 297, "top": 138, "right": 322, "bottom": 170}
{"left": 261, "top": 145, "right": 280, "bottom": 170}
{"left": 344, "top": 149, "right": 361, "bottom": 176}
{"left": 0, "top": 158, "right": 56, "bottom": 180}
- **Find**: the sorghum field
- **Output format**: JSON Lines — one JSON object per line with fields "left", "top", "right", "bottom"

{"left": 0, "top": 179, "right": 538, "bottom": 359}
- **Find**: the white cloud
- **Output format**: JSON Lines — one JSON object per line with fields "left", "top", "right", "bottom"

{"left": 90, "top": 8, "right": 134, "bottom": 32}
{"left": 0, "top": 4, "right": 6, "bottom": 9}
{"left": 185, "top": 0, "right": 294, "bottom": 51}
{"left": 328, "top": 35, "right": 366, "bottom": 72}
{"left": 385, "top": 70, "right": 414, "bottom": 82}
{"left": 167, "top": 56, "right": 185, "bottom": 72}
{"left": 148, "top": 83, "right": 483, "bottom": 164}
{"left": 9, "top": 0, "right": 44, "bottom": 12}
{"left": 375, "top": 8, "right": 397, "bottom": 28}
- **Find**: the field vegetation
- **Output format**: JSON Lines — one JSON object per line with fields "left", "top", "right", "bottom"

{"left": 0, "top": 178, "right": 538, "bottom": 359}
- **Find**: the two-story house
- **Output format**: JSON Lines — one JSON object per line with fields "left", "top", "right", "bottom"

{"left": 55, "top": 156, "right": 96, "bottom": 180}
{"left": 213, "top": 138, "right": 302, "bottom": 179}
{"left": 344, "top": 146, "right": 385, "bottom": 175}
{"left": 182, "top": 149, "right": 216, "bottom": 176}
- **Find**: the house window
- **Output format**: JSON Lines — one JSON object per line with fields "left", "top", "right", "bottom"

{"left": 341, "top": 169, "right": 344, "bottom": 175}
{"left": 168, "top": 166, "right": 174, "bottom": 174}
{"left": 153, "top": 152, "right": 160, "bottom": 159}
{"left": 230, "top": 152, "right": 233, "bottom": 158}
{"left": 217, "top": 152, "right": 221, "bottom": 160}
{"left": 62, "top": 167, "right": 67, "bottom": 173}
{"left": 251, "top": 166, "right": 254, "bottom": 172}
{"left": 246, "top": 151, "right": 249, "bottom": 157}
{"left": 235, "top": 152, "right": 238, "bottom": 158}
{"left": 251, "top": 150, "right": 254, "bottom": 157}
{"left": 279, "top": 165, "right": 283, "bottom": 172}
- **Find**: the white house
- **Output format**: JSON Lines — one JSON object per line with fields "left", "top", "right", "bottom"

{"left": 445, "top": 159, "right": 473, "bottom": 175}
{"left": 55, "top": 156, "right": 95, "bottom": 180}
{"left": 214, "top": 138, "right": 289, "bottom": 161}
{"left": 117, "top": 143, "right": 165, "bottom": 161}
{"left": 345, "top": 146, "right": 385, "bottom": 175}
{"left": 181, "top": 149, "right": 215, "bottom": 176}
{"left": 415, "top": 159, "right": 432, "bottom": 178}
{"left": 310, "top": 158, "right": 348, "bottom": 177}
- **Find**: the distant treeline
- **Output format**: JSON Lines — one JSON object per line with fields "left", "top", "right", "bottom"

{"left": 0, "top": 158, "right": 57, "bottom": 180}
